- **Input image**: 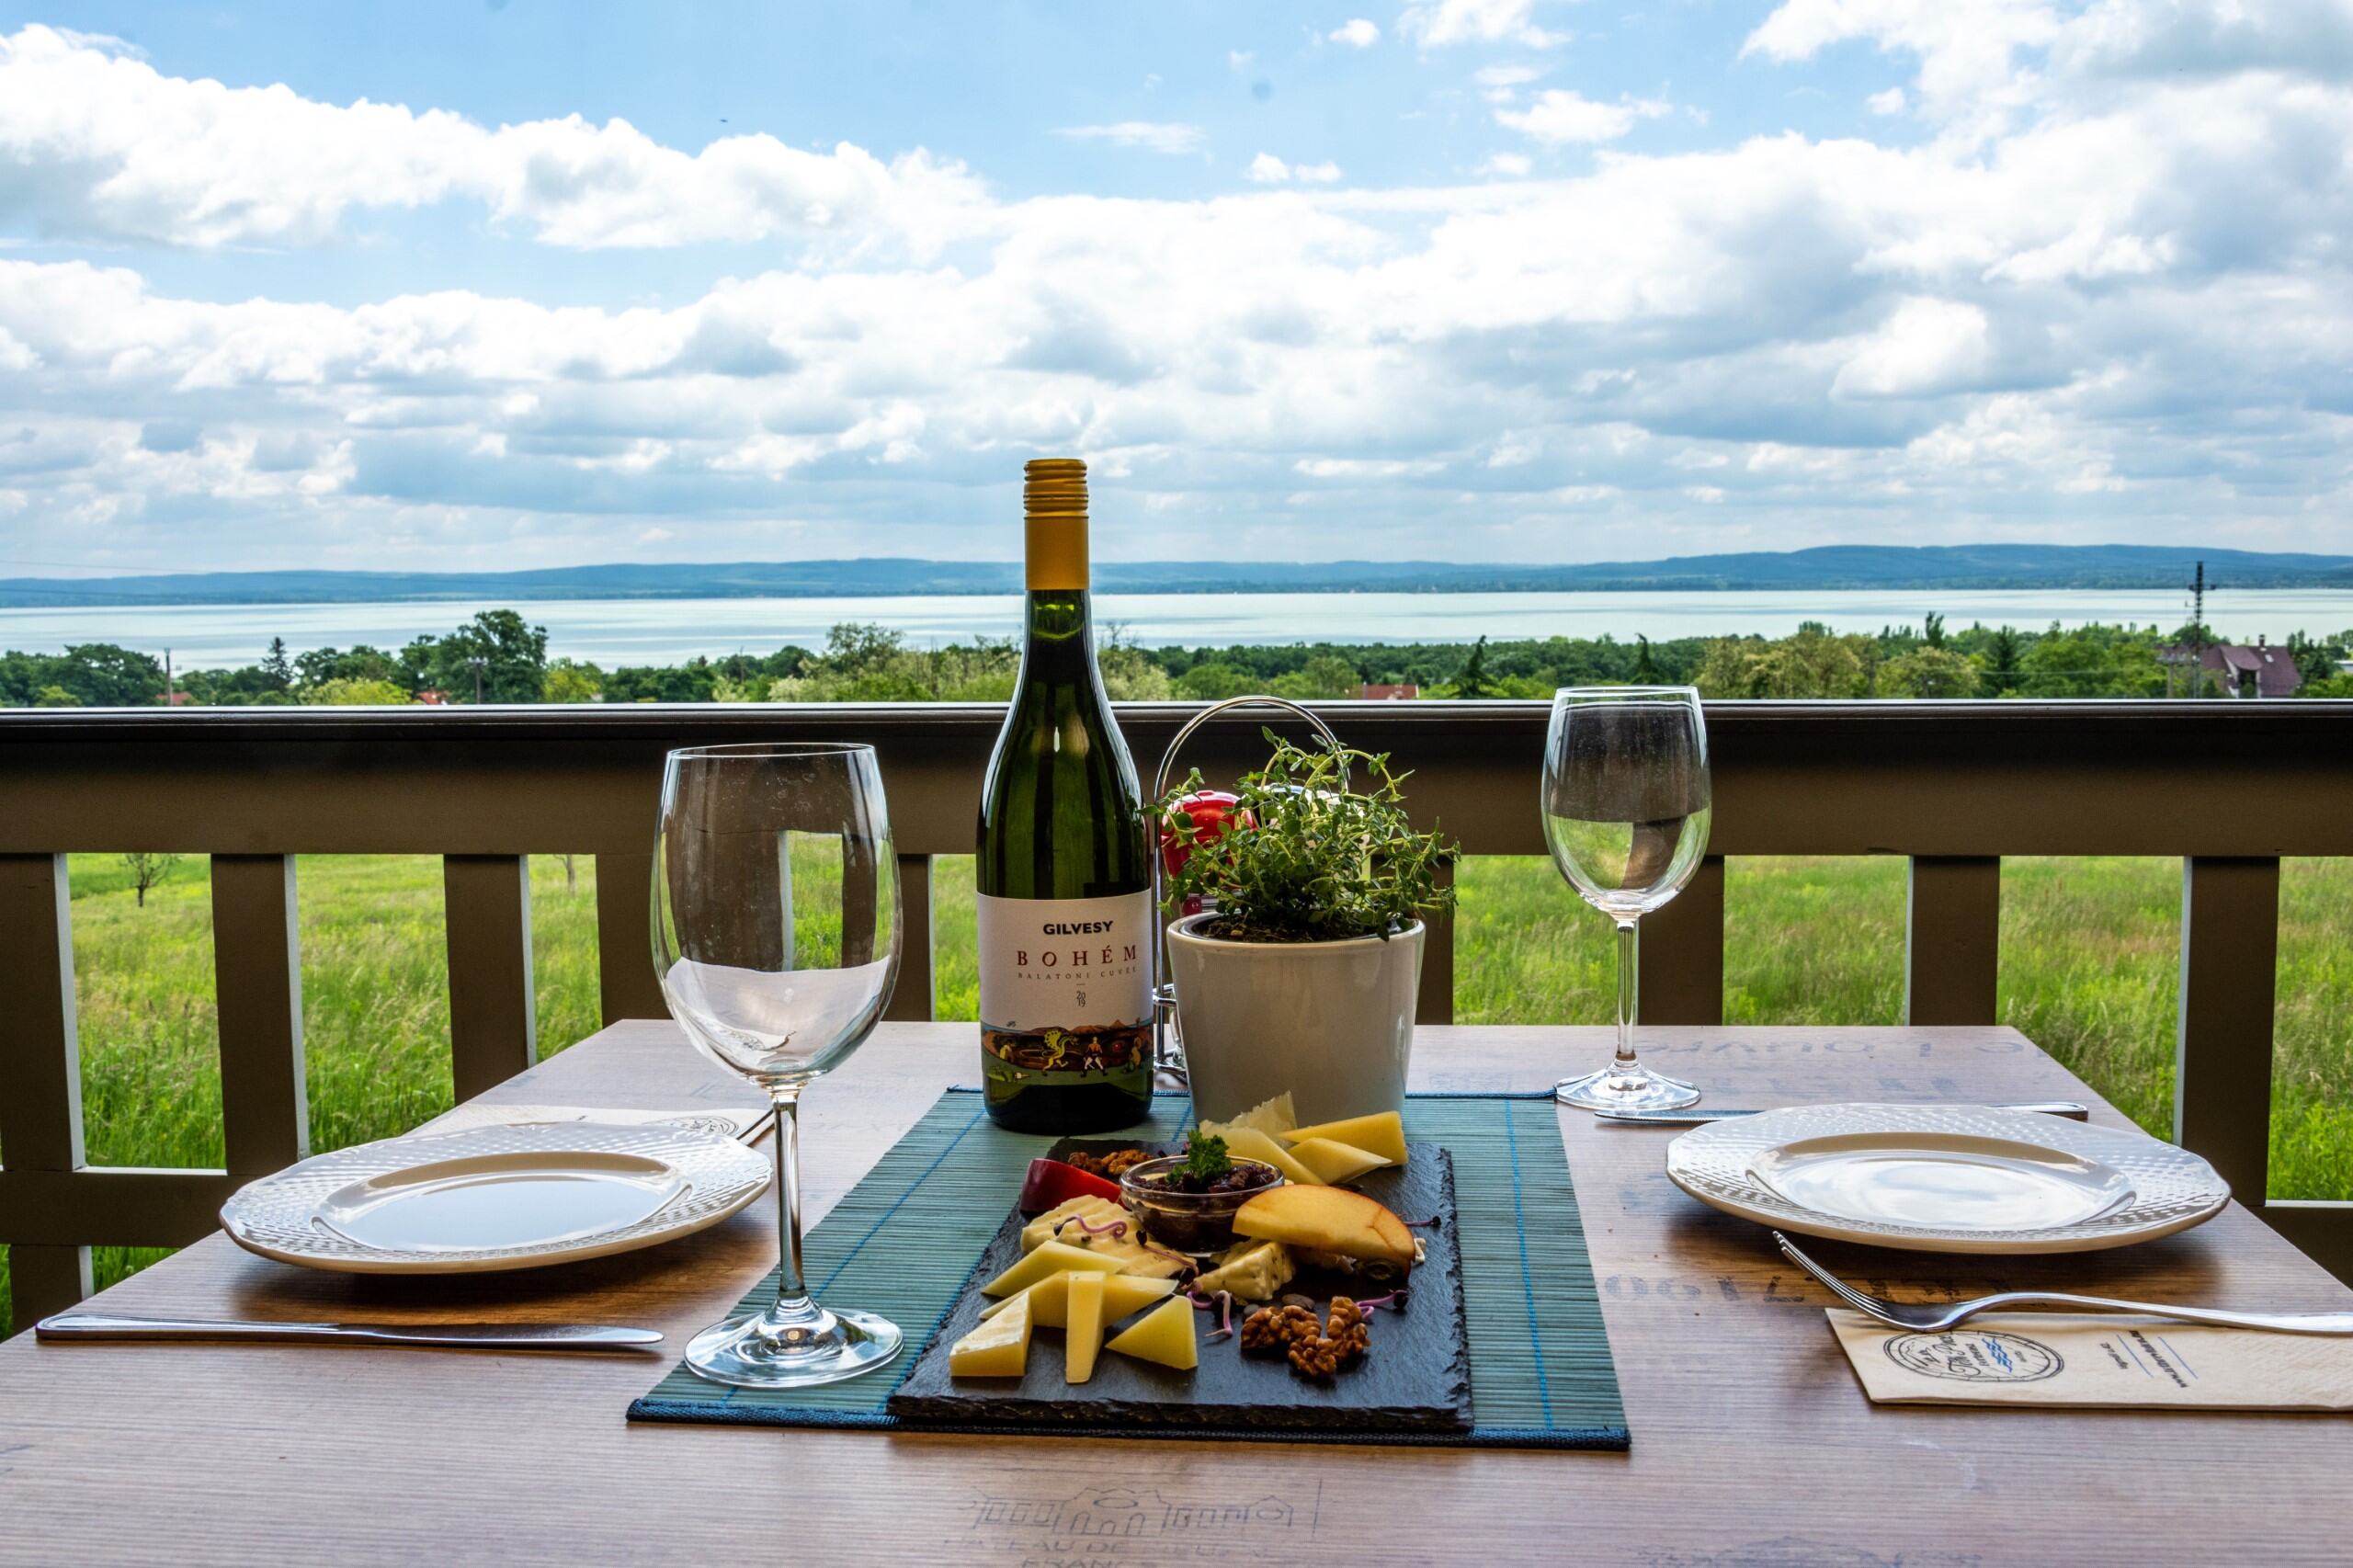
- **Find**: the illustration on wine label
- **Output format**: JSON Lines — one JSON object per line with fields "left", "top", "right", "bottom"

{"left": 976, "top": 890, "right": 1152, "bottom": 1074}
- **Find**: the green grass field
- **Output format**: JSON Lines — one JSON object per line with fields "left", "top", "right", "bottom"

{"left": 3, "top": 852, "right": 2347, "bottom": 1335}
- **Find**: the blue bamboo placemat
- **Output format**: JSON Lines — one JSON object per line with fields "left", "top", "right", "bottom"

{"left": 628, "top": 1090, "right": 1629, "bottom": 1449}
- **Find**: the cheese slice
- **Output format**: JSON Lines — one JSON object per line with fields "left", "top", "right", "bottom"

{"left": 1063, "top": 1273, "right": 1107, "bottom": 1385}
{"left": 949, "top": 1289, "right": 1032, "bottom": 1377}
{"left": 1197, "top": 1091, "right": 1297, "bottom": 1141}
{"left": 1191, "top": 1240, "right": 1294, "bottom": 1302}
{"left": 980, "top": 1239, "right": 1127, "bottom": 1298}
{"left": 1280, "top": 1110, "right": 1408, "bottom": 1167}
{"left": 1103, "top": 1295, "right": 1198, "bottom": 1372}
{"left": 1287, "top": 1136, "right": 1390, "bottom": 1186}
{"left": 982, "top": 1270, "right": 1177, "bottom": 1328}
{"left": 1211, "top": 1127, "right": 1323, "bottom": 1187}
{"left": 1016, "top": 1195, "right": 1186, "bottom": 1278}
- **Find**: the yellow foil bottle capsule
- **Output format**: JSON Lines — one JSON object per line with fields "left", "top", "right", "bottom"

{"left": 1023, "top": 457, "right": 1089, "bottom": 592}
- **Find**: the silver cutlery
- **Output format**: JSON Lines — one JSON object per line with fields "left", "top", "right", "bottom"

{"left": 35, "top": 1312, "right": 665, "bottom": 1350}
{"left": 1595, "top": 1099, "right": 2088, "bottom": 1126}
{"left": 1774, "top": 1233, "right": 2353, "bottom": 1335}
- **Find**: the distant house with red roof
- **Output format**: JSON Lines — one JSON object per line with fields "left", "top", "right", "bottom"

{"left": 1358, "top": 683, "right": 1419, "bottom": 701}
{"left": 2156, "top": 637, "right": 2302, "bottom": 698}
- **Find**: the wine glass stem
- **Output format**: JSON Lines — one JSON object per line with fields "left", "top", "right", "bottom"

{"left": 1615, "top": 917, "right": 1640, "bottom": 1069}
{"left": 768, "top": 1090, "right": 814, "bottom": 1315}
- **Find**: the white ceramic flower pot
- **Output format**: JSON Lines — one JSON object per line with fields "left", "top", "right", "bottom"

{"left": 1164, "top": 914, "right": 1424, "bottom": 1126}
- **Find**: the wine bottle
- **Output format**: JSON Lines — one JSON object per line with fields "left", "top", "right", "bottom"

{"left": 975, "top": 459, "right": 1154, "bottom": 1132}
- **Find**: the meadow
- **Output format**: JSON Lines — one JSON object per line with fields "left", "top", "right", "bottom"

{"left": 3, "top": 851, "right": 2347, "bottom": 1335}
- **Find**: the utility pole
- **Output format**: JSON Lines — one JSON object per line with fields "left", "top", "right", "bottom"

{"left": 470, "top": 656, "right": 487, "bottom": 705}
{"left": 2188, "top": 561, "right": 2207, "bottom": 699}
{"left": 164, "top": 648, "right": 174, "bottom": 707}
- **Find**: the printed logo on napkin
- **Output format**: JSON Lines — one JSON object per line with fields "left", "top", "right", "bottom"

{"left": 1831, "top": 1311, "right": 2353, "bottom": 1411}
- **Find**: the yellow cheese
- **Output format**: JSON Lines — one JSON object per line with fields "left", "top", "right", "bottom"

{"left": 1191, "top": 1240, "right": 1294, "bottom": 1302}
{"left": 1103, "top": 1295, "right": 1198, "bottom": 1372}
{"left": 980, "top": 1239, "right": 1126, "bottom": 1298}
{"left": 1212, "top": 1127, "right": 1323, "bottom": 1187}
{"left": 1198, "top": 1091, "right": 1297, "bottom": 1140}
{"left": 1063, "top": 1273, "right": 1106, "bottom": 1385}
{"left": 949, "top": 1289, "right": 1032, "bottom": 1377}
{"left": 1280, "top": 1110, "right": 1408, "bottom": 1167}
{"left": 1287, "top": 1136, "right": 1390, "bottom": 1186}
{"left": 1017, "top": 1195, "right": 1185, "bottom": 1279}
{"left": 981, "top": 1269, "right": 1177, "bottom": 1328}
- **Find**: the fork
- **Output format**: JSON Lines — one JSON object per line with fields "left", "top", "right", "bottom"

{"left": 1772, "top": 1232, "right": 2353, "bottom": 1336}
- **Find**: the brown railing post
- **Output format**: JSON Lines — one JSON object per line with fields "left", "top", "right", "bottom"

{"left": 595, "top": 849, "right": 669, "bottom": 1023}
{"left": 211, "top": 854, "right": 309, "bottom": 1177}
{"left": 1415, "top": 858, "right": 1456, "bottom": 1026}
{"left": 1904, "top": 856, "right": 2002, "bottom": 1025}
{"left": 443, "top": 854, "right": 538, "bottom": 1100}
{"left": 1642, "top": 854, "right": 1724, "bottom": 1026}
{"left": 0, "top": 853, "right": 90, "bottom": 1325}
{"left": 2176, "top": 856, "right": 2279, "bottom": 1203}
{"left": 883, "top": 853, "right": 936, "bottom": 1022}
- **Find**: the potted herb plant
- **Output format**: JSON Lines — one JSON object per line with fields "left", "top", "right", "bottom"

{"left": 1156, "top": 733, "right": 1456, "bottom": 1124}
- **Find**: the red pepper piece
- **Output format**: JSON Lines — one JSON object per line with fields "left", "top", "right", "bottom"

{"left": 1017, "top": 1157, "right": 1124, "bottom": 1213}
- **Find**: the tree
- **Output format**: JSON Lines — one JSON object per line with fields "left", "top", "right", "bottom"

{"left": 1924, "top": 612, "right": 1946, "bottom": 649}
{"left": 415, "top": 611, "right": 550, "bottom": 702}
{"left": 543, "top": 659, "right": 605, "bottom": 703}
{"left": 296, "top": 644, "right": 401, "bottom": 689}
{"left": 119, "top": 850, "right": 182, "bottom": 908}
{"left": 261, "top": 638, "right": 293, "bottom": 690}
{"left": 1269, "top": 655, "right": 1361, "bottom": 700}
{"left": 1981, "top": 626, "right": 2023, "bottom": 695}
{"left": 1632, "top": 634, "right": 1658, "bottom": 683}
{"left": 1454, "top": 636, "right": 1494, "bottom": 699}
{"left": 1176, "top": 662, "right": 1255, "bottom": 701}
{"left": 1881, "top": 645, "right": 1982, "bottom": 698}
{"left": 299, "top": 677, "right": 411, "bottom": 706}
{"left": 1694, "top": 626, "right": 1871, "bottom": 699}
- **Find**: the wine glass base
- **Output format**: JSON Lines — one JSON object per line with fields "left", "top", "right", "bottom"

{"left": 683, "top": 1302, "right": 903, "bottom": 1390}
{"left": 1554, "top": 1064, "right": 1701, "bottom": 1112}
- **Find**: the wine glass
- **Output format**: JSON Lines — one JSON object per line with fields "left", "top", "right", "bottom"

{"left": 1540, "top": 687, "right": 1711, "bottom": 1111}
{"left": 652, "top": 743, "right": 904, "bottom": 1388}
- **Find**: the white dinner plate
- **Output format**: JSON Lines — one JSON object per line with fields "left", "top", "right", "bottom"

{"left": 1665, "top": 1104, "right": 2229, "bottom": 1254}
{"left": 221, "top": 1121, "right": 771, "bottom": 1274}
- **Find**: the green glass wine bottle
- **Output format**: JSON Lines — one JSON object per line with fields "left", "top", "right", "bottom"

{"left": 975, "top": 458, "right": 1154, "bottom": 1132}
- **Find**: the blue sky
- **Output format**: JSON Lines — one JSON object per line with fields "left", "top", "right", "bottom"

{"left": 0, "top": 2, "right": 2348, "bottom": 572}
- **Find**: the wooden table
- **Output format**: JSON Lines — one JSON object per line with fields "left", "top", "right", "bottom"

{"left": 4, "top": 1023, "right": 2348, "bottom": 1565}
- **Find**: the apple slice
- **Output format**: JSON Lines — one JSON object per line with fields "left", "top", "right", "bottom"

{"left": 980, "top": 1239, "right": 1127, "bottom": 1298}
{"left": 949, "top": 1289, "right": 1032, "bottom": 1377}
{"left": 981, "top": 1270, "right": 1176, "bottom": 1328}
{"left": 1063, "top": 1273, "right": 1107, "bottom": 1385}
{"left": 1103, "top": 1295, "right": 1198, "bottom": 1372}
{"left": 1211, "top": 1126, "right": 1323, "bottom": 1187}
{"left": 1280, "top": 1110, "right": 1407, "bottom": 1167}
{"left": 1286, "top": 1136, "right": 1389, "bottom": 1186}
{"left": 1231, "top": 1183, "right": 1416, "bottom": 1270}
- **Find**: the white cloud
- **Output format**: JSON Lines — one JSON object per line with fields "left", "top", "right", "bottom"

{"left": 1400, "top": 0, "right": 1566, "bottom": 50}
{"left": 1832, "top": 297, "right": 1994, "bottom": 398}
{"left": 1294, "top": 161, "right": 1344, "bottom": 184}
{"left": 1495, "top": 90, "right": 1673, "bottom": 144}
{"left": 1330, "top": 18, "right": 1381, "bottom": 47}
{"left": 0, "top": 25, "right": 986, "bottom": 252}
{"left": 1054, "top": 121, "right": 1208, "bottom": 154}
{"left": 1479, "top": 151, "right": 1534, "bottom": 176}
{"left": 1867, "top": 86, "right": 1907, "bottom": 114}
{"left": 1245, "top": 153, "right": 1292, "bottom": 183}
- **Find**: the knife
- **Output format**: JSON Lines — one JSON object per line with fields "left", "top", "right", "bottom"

{"left": 34, "top": 1312, "right": 665, "bottom": 1350}
{"left": 1592, "top": 1099, "right": 2090, "bottom": 1126}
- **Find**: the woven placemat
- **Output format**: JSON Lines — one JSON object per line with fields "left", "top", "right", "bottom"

{"left": 627, "top": 1090, "right": 1629, "bottom": 1449}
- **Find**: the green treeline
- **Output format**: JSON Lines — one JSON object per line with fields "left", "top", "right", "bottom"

{"left": 5, "top": 608, "right": 2350, "bottom": 708}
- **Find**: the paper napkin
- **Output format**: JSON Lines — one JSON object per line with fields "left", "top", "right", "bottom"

{"left": 1830, "top": 1310, "right": 2353, "bottom": 1412}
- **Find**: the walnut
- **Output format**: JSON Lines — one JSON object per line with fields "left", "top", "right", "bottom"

{"left": 1063, "top": 1147, "right": 1154, "bottom": 1180}
{"left": 1324, "top": 1297, "right": 1370, "bottom": 1366}
{"left": 1241, "top": 1304, "right": 1320, "bottom": 1354}
{"left": 1287, "top": 1335, "right": 1345, "bottom": 1379}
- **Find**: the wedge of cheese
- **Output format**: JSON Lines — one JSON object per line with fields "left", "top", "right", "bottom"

{"left": 980, "top": 1239, "right": 1127, "bottom": 1298}
{"left": 980, "top": 1270, "right": 1176, "bottom": 1328}
{"left": 949, "top": 1289, "right": 1032, "bottom": 1377}
{"left": 1211, "top": 1126, "right": 1322, "bottom": 1187}
{"left": 1287, "top": 1136, "right": 1390, "bottom": 1187}
{"left": 1280, "top": 1110, "right": 1407, "bottom": 1167}
{"left": 1103, "top": 1295, "right": 1198, "bottom": 1372}
{"left": 1016, "top": 1195, "right": 1186, "bottom": 1278}
{"left": 1197, "top": 1091, "right": 1296, "bottom": 1141}
{"left": 1063, "top": 1273, "right": 1107, "bottom": 1385}
{"left": 1190, "top": 1239, "right": 1294, "bottom": 1302}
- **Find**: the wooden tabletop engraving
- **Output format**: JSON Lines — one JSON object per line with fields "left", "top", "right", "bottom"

{"left": 3, "top": 1023, "right": 2348, "bottom": 1566}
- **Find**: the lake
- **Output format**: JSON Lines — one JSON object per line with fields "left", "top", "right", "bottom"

{"left": 5, "top": 588, "right": 2348, "bottom": 670}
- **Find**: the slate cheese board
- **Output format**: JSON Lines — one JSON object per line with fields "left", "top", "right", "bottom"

{"left": 886, "top": 1142, "right": 1472, "bottom": 1434}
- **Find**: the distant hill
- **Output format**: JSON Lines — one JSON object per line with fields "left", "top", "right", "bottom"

{"left": 2, "top": 544, "right": 2348, "bottom": 608}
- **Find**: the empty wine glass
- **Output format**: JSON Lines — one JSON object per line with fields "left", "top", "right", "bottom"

{"left": 653, "top": 743, "right": 903, "bottom": 1388}
{"left": 1541, "top": 687, "right": 1711, "bottom": 1111}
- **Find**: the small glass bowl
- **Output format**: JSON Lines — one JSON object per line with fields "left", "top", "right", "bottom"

{"left": 1118, "top": 1155, "right": 1282, "bottom": 1255}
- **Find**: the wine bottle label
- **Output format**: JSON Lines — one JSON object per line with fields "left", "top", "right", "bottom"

{"left": 976, "top": 890, "right": 1153, "bottom": 1076}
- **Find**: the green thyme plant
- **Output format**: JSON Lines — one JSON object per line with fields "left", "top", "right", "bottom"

{"left": 1158, "top": 731, "right": 1456, "bottom": 942}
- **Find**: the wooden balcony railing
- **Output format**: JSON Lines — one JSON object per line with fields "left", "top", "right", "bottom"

{"left": 2, "top": 699, "right": 2348, "bottom": 1326}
